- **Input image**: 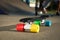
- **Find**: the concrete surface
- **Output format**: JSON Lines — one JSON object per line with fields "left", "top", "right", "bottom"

{"left": 0, "top": 15, "right": 60, "bottom": 40}
{"left": 0, "top": 0, "right": 60, "bottom": 40}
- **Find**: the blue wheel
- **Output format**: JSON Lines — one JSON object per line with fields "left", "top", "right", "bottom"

{"left": 45, "top": 20, "right": 52, "bottom": 27}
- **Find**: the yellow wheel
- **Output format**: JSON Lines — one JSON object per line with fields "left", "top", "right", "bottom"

{"left": 30, "top": 24, "right": 40, "bottom": 33}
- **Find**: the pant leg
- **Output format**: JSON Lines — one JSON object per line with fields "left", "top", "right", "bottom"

{"left": 42, "top": 0, "right": 51, "bottom": 8}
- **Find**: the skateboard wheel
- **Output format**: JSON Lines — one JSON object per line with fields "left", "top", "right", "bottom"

{"left": 30, "top": 24, "right": 40, "bottom": 33}
{"left": 24, "top": 23, "right": 31, "bottom": 32}
{"left": 45, "top": 20, "right": 52, "bottom": 26}
{"left": 16, "top": 23, "right": 25, "bottom": 32}
{"left": 33, "top": 20, "right": 41, "bottom": 25}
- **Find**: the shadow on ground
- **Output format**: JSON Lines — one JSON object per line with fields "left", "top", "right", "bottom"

{"left": 0, "top": 25, "right": 17, "bottom": 32}
{"left": 0, "top": 3, "right": 35, "bottom": 16}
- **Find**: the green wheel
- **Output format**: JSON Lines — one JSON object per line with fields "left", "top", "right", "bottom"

{"left": 33, "top": 19, "right": 41, "bottom": 25}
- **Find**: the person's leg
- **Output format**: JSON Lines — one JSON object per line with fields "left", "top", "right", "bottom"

{"left": 57, "top": 0, "right": 60, "bottom": 13}
{"left": 35, "top": 0, "right": 39, "bottom": 16}
{"left": 38, "top": 0, "right": 44, "bottom": 14}
{"left": 35, "top": 0, "right": 51, "bottom": 15}
{"left": 35, "top": 0, "right": 43, "bottom": 15}
{"left": 56, "top": 0, "right": 60, "bottom": 15}
{"left": 42, "top": 0, "right": 51, "bottom": 14}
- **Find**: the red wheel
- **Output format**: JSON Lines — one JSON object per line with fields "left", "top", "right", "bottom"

{"left": 16, "top": 23, "right": 25, "bottom": 32}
